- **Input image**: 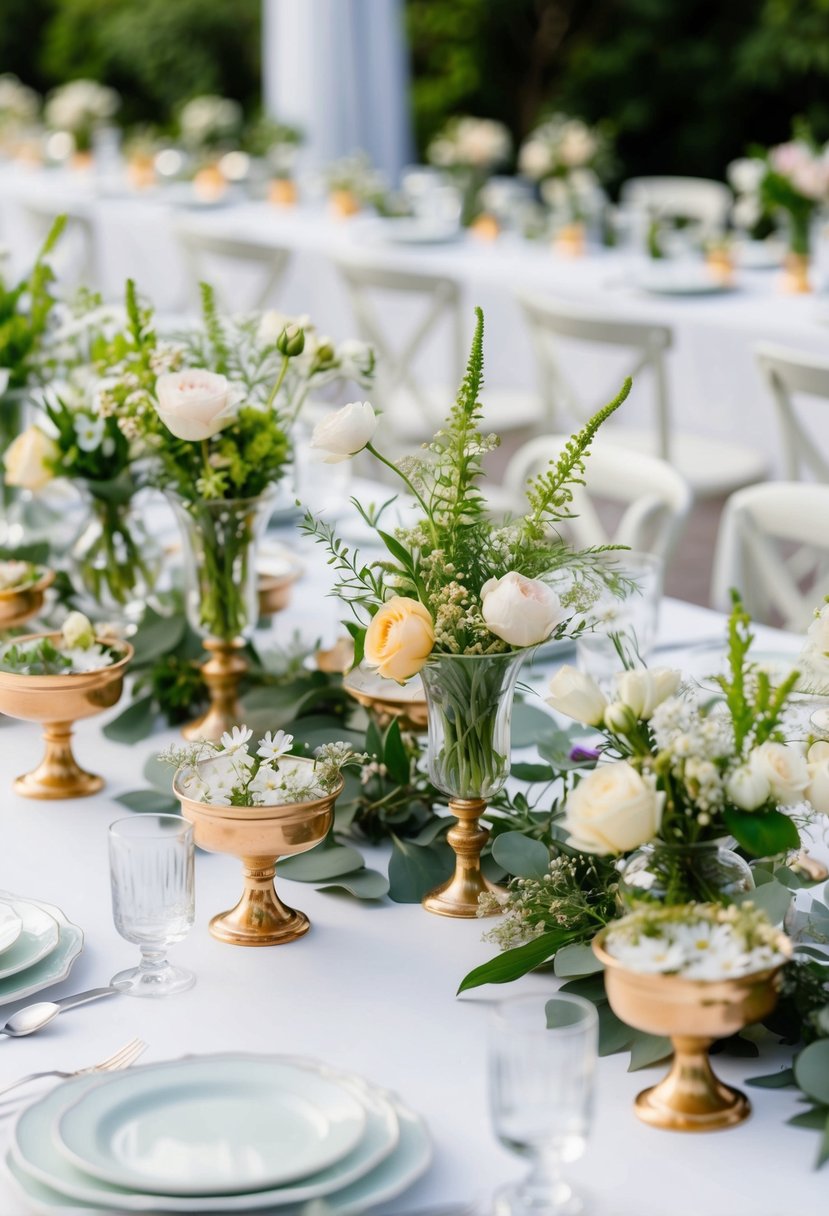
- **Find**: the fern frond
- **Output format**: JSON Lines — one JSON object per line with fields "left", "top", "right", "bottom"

{"left": 200, "top": 282, "right": 230, "bottom": 376}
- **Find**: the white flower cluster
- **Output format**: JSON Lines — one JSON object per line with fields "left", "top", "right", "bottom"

{"left": 427, "top": 117, "right": 512, "bottom": 170}
{"left": 518, "top": 114, "right": 600, "bottom": 180}
{"left": 0, "top": 559, "right": 37, "bottom": 592}
{"left": 769, "top": 139, "right": 829, "bottom": 202}
{"left": 0, "top": 74, "right": 39, "bottom": 124}
{"left": 605, "top": 903, "right": 787, "bottom": 981}
{"left": 179, "top": 95, "right": 242, "bottom": 148}
{"left": 727, "top": 156, "right": 767, "bottom": 232}
{"left": 44, "top": 80, "right": 119, "bottom": 133}
{"left": 795, "top": 602, "right": 829, "bottom": 695}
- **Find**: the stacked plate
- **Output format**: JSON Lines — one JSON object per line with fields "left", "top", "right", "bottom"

{"left": 7, "top": 1053, "right": 432, "bottom": 1215}
{"left": 0, "top": 892, "right": 82, "bottom": 1007}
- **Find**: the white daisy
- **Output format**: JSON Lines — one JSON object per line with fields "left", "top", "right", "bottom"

{"left": 220, "top": 725, "right": 253, "bottom": 754}
{"left": 73, "top": 413, "right": 105, "bottom": 452}
{"left": 249, "top": 765, "right": 283, "bottom": 801}
{"left": 257, "top": 730, "right": 293, "bottom": 763}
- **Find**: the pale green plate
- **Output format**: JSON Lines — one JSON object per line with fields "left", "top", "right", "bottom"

{"left": 0, "top": 893, "right": 82, "bottom": 1006}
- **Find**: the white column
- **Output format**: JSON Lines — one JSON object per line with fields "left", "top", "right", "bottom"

{"left": 263, "top": 0, "right": 413, "bottom": 184}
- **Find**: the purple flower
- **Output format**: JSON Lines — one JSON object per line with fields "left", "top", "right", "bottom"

{"left": 569, "top": 746, "right": 600, "bottom": 763}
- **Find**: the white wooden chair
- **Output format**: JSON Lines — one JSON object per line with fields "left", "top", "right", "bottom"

{"left": 755, "top": 343, "right": 829, "bottom": 481}
{"left": 498, "top": 436, "right": 692, "bottom": 565}
{"left": 711, "top": 482, "right": 829, "bottom": 629}
{"left": 517, "top": 291, "right": 769, "bottom": 499}
{"left": 20, "top": 197, "right": 96, "bottom": 289}
{"left": 333, "top": 253, "right": 542, "bottom": 445}
{"left": 173, "top": 224, "right": 292, "bottom": 311}
{"left": 620, "top": 176, "right": 732, "bottom": 234}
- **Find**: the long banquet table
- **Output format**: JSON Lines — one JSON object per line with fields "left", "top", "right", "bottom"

{"left": 0, "top": 528, "right": 825, "bottom": 1215}
{"left": 4, "top": 161, "right": 829, "bottom": 473}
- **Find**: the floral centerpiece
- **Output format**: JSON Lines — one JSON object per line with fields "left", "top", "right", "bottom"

{"left": 0, "top": 610, "right": 116, "bottom": 674}
{"left": 518, "top": 113, "right": 608, "bottom": 248}
{"left": 0, "top": 560, "right": 40, "bottom": 593}
{"left": 0, "top": 74, "right": 40, "bottom": 154}
{"left": 245, "top": 116, "right": 303, "bottom": 205}
{"left": 44, "top": 79, "right": 119, "bottom": 160}
{"left": 305, "top": 306, "right": 630, "bottom": 915}
{"left": 760, "top": 135, "right": 829, "bottom": 290}
{"left": 323, "top": 152, "right": 389, "bottom": 218}
{"left": 177, "top": 94, "right": 243, "bottom": 198}
{"left": 426, "top": 116, "right": 512, "bottom": 226}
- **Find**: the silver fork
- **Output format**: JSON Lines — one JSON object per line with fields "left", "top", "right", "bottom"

{"left": 0, "top": 1036, "right": 147, "bottom": 1102}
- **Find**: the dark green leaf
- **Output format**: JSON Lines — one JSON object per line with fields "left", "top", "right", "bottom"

{"left": 103, "top": 694, "right": 156, "bottom": 743}
{"left": 598, "top": 1004, "right": 634, "bottom": 1056}
{"left": 788, "top": 1105, "right": 829, "bottom": 1130}
{"left": 818, "top": 1114, "right": 829, "bottom": 1168}
{"left": 724, "top": 806, "right": 801, "bottom": 858}
{"left": 795, "top": 1040, "right": 829, "bottom": 1106}
{"left": 388, "top": 837, "right": 453, "bottom": 904}
{"left": 317, "top": 868, "right": 389, "bottom": 899}
{"left": 382, "top": 719, "right": 410, "bottom": 785}
{"left": 559, "top": 973, "right": 608, "bottom": 1003}
{"left": 510, "top": 762, "right": 557, "bottom": 783}
{"left": 458, "top": 929, "right": 578, "bottom": 994}
{"left": 491, "top": 832, "right": 550, "bottom": 880}
{"left": 116, "top": 789, "right": 179, "bottom": 814}
{"left": 746, "top": 1068, "right": 796, "bottom": 1089}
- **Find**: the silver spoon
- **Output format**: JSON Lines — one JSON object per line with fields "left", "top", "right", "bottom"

{"left": 0, "top": 1003, "right": 61, "bottom": 1038}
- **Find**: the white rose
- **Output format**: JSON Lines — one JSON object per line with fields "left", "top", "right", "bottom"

{"left": 563, "top": 761, "right": 664, "bottom": 855}
{"left": 336, "top": 339, "right": 374, "bottom": 381}
{"left": 518, "top": 138, "right": 552, "bottom": 180}
{"left": 61, "top": 611, "right": 96, "bottom": 650}
{"left": 257, "top": 310, "right": 291, "bottom": 345}
{"left": 614, "top": 668, "right": 681, "bottom": 720}
{"left": 727, "top": 157, "right": 765, "bottom": 195}
{"left": 481, "top": 572, "right": 565, "bottom": 648}
{"left": 154, "top": 369, "right": 236, "bottom": 442}
{"left": 726, "top": 764, "right": 771, "bottom": 811}
{"left": 806, "top": 757, "right": 829, "bottom": 815}
{"left": 559, "top": 122, "right": 597, "bottom": 167}
{"left": 3, "top": 426, "right": 58, "bottom": 491}
{"left": 546, "top": 664, "right": 607, "bottom": 726}
{"left": 749, "top": 741, "right": 809, "bottom": 806}
{"left": 309, "top": 400, "right": 377, "bottom": 463}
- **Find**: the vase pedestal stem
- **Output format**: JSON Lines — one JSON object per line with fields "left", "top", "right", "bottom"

{"left": 183, "top": 639, "right": 247, "bottom": 743}
{"left": 422, "top": 798, "right": 504, "bottom": 918}
{"left": 208, "top": 857, "right": 309, "bottom": 947}
{"left": 635, "top": 1035, "right": 750, "bottom": 1132}
{"left": 15, "top": 722, "right": 103, "bottom": 800}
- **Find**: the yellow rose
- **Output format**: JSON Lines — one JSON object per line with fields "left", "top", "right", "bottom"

{"left": 364, "top": 597, "right": 435, "bottom": 683}
{"left": 3, "top": 426, "right": 58, "bottom": 491}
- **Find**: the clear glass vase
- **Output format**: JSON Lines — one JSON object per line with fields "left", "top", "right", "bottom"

{"left": 420, "top": 651, "right": 527, "bottom": 801}
{"left": 618, "top": 841, "right": 754, "bottom": 909}
{"left": 167, "top": 490, "right": 276, "bottom": 643}
{"left": 71, "top": 479, "right": 162, "bottom": 622}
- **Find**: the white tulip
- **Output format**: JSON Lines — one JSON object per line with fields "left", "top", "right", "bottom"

{"left": 749, "top": 741, "right": 809, "bottom": 806}
{"left": 807, "top": 757, "right": 829, "bottom": 815}
{"left": 154, "top": 369, "right": 236, "bottom": 442}
{"left": 614, "top": 668, "right": 681, "bottom": 720}
{"left": 726, "top": 764, "right": 771, "bottom": 811}
{"left": 604, "top": 701, "right": 637, "bottom": 734}
{"left": 481, "top": 572, "right": 564, "bottom": 648}
{"left": 3, "top": 426, "right": 58, "bottom": 491}
{"left": 309, "top": 401, "right": 377, "bottom": 463}
{"left": 563, "top": 761, "right": 664, "bottom": 855}
{"left": 546, "top": 664, "right": 607, "bottom": 726}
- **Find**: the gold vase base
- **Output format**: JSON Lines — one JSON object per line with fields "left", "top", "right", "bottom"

{"left": 209, "top": 858, "right": 310, "bottom": 946}
{"left": 422, "top": 875, "right": 505, "bottom": 919}
{"left": 183, "top": 640, "right": 247, "bottom": 743}
{"left": 635, "top": 1039, "right": 751, "bottom": 1132}
{"left": 14, "top": 766, "right": 103, "bottom": 800}
{"left": 422, "top": 797, "right": 505, "bottom": 918}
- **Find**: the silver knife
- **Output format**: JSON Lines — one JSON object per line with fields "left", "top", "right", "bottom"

{"left": 54, "top": 986, "right": 120, "bottom": 1012}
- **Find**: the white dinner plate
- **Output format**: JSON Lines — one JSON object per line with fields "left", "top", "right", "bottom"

{"left": 636, "top": 267, "right": 735, "bottom": 296}
{"left": 0, "top": 895, "right": 83, "bottom": 1007}
{"left": 8, "top": 1100, "right": 429, "bottom": 1215}
{"left": 690, "top": 645, "right": 826, "bottom": 702}
{"left": 55, "top": 1055, "right": 368, "bottom": 1197}
{"left": 358, "top": 216, "right": 461, "bottom": 245}
{"left": 0, "top": 902, "right": 23, "bottom": 955}
{"left": 13, "top": 1060, "right": 399, "bottom": 1211}
{"left": 0, "top": 900, "right": 58, "bottom": 980}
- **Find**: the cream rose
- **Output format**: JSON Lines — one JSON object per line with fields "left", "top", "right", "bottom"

{"left": 309, "top": 401, "right": 377, "bottom": 463}
{"left": 3, "top": 426, "right": 58, "bottom": 491}
{"left": 481, "top": 572, "right": 564, "bottom": 648}
{"left": 749, "top": 741, "right": 809, "bottom": 806}
{"left": 806, "top": 757, "right": 829, "bottom": 815}
{"left": 546, "top": 665, "right": 607, "bottom": 726}
{"left": 61, "top": 611, "right": 96, "bottom": 650}
{"left": 563, "top": 761, "right": 664, "bottom": 855}
{"left": 726, "top": 765, "right": 770, "bottom": 811}
{"left": 154, "top": 370, "right": 236, "bottom": 441}
{"left": 614, "top": 668, "right": 681, "bottom": 720}
{"left": 364, "top": 596, "right": 435, "bottom": 683}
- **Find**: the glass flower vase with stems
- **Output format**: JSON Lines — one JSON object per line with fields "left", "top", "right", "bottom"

{"left": 167, "top": 488, "right": 277, "bottom": 742}
{"left": 784, "top": 205, "right": 814, "bottom": 293}
{"left": 420, "top": 649, "right": 528, "bottom": 918}
{"left": 618, "top": 840, "right": 753, "bottom": 910}
{"left": 71, "top": 476, "right": 162, "bottom": 624}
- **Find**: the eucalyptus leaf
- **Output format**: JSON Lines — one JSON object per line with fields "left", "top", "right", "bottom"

{"left": 318, "top": 869, "right": 390, "bottom": 899}
{"left": 409, "top": 817, "right": 450, "bottom": 846}
{"left": 116, "top": 789, "right": 179, "bottom": 814}
{"left": 787, "top": 1105, "right": 829, "bottom": 1130}
{"left": 510, "top": 762, "right": 557, "bottom": 783}
{"left": 491, "top": 832, "right": 550, "bottom": 880}
{"left": 553, "top": 942, "right": 603, "bottom": 978}
{"left": 736, "top": 878, "right": 792, "bottom": 926}
{"left": 382, "top": 720, "right": 410, "bottom": 785}
{"left": 103, "top": 694, "right": 156, "bottom": 744}
{"left": 818, "top": 1114, "right": 829, "bottom": 1168}
{"left": 130, "top": 608, "right": 186, "bottom": 668}
{"left": 795, "top": 1040, "right": 829, "bottom": 1106}
{"left": 142, "top": 754, "right": 174, "bottom": 796}
{"left": 388, "top": 837, "right": 453, "bottom": 904}
{"left": 511, "top": 703, "right": 556, "bottom": 747}
{"left": 457, "top": 929, "right": 577, "bottom": 994}
{"left": 278, "top": 843, "right": 365, "bottom": 882}
{"left": 746, "top": 1068, "right": 796, "bottom": 1089}
{"left": 597, "top": 1004, "right": 634, "bottom": 1056}
{"left": 628, "top": 1033, "right": 673, "bottom": 1071}
{"left": 559, "top": 973, "right": 608, "bottom": 1003}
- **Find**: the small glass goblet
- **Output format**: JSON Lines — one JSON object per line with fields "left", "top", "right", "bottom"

{"left": 109, "top": 814, "right": 196, "bottom": 998}
{"left": 575, "top": 550, "right": 664, "bottom": 684}
{"left": 489, "top": 993, "right": 598, "bottom": 1216}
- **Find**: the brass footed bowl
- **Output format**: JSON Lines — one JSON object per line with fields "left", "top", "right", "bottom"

{"left": 343, "top": 665, "right": 428, "bottom": 734}
{"left": 0, "top": 632, "right": 133, "bottom": 799}
{"left": 593, "top": 930, "right": 791, "bottom": 1132}
{"left": 174, "top": 757, "right": 343, "bottom": 947}
{"left": 0, "top": 568, "right": 55, "bottom": 631}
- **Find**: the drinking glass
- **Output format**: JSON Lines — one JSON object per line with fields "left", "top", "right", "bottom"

{"left": 109, "top": 815, "right": 195, "bottom": 998}
{"left": 576, "top": 550, "right": 664, "bottom": 684}
{"left": 489, "top": 993, "right": 598, "bottom": 1216}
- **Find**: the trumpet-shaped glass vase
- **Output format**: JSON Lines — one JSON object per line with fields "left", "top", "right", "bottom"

{"left": 619, "top": 841, "right": 753, "bottom": 909}
{"left": 71, "top": 480, "right": 161, "bottom": 622}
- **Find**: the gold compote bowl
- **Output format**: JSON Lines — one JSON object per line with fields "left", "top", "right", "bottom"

{"left": 593, "top": 928, "right": 791, "bottom": 1132}
{"left": 343, "top": 664, "right": 429, "bottom": 735}
{"left": 0, "top": 632, "right": 133, "bottom": 799}
{"left": 0, "top": 567, "right": 55, "bottom": 631}
{"left": 174, "top": 757, "right": 343, "bottom": 947}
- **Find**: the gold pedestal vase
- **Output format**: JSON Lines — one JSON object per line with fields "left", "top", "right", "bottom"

{"left": 419, "top": 650, "right": 526, "bottom": 918}
{"left": 0, "top": 568, "right": 55, "bottom": 632}
{"left": 343, "top": 664, "right": 428, "bottom": 735}
{"left": 167, "top": 490, "right": 276, "bottom": 743}
{"left": 0, "top": 634, "right": 132, "bottom": 799}
{"left": 174, "top": 758, "right": 342, "bottom": 946}
{"left": 593, "top": 930, "right": 791, "bottom": 1132}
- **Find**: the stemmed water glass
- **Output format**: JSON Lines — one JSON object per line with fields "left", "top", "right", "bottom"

{"left": 109, "top": 814, "right": 196, "bottom": 998}
{"left": 488, "top": 993, "right": 598, "bottom": 1216}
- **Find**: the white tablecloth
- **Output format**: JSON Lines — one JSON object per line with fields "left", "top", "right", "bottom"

{"left": 0, "top": 527, "right": 824, "bottom": 1214}
{"left": 4, "top": 162, "right": 829, "bottom": 474}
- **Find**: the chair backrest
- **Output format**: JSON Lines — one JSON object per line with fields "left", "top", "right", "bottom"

{"left": 20, "top": 198, "right": 95, "bottom": 288}
{"left": 500, "top": 435, "right": 692, "bottom": 564}
{"left": 711, "top": 481, "right": 829, "bottom": 629}
{"left": 333, "top": 253, "right": 463, "bottom": 430}
{"left": 173, "top": 224, "right": 292, "bottom": 311}
{"left": 755, "top": 342, "right": 829, "bottom": 481}
{"left": 517, "top": 290, "right": 674, "bottom": 460}
{"left": 620, "top": 176, "right": 732, "bottom": 232}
